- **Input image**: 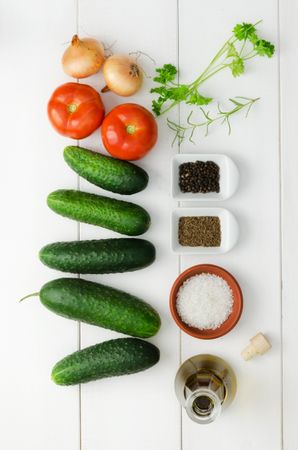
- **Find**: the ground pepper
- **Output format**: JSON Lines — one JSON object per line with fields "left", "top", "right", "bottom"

{"left": 178, "top": 216, "right": 221, "bottom": 247}
{"left": 179, "top": 161, "right": 220, "bottom": 194}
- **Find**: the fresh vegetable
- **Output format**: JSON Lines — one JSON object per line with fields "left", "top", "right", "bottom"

{"left": 51, "top": 337, "right": 160, "bottom": 385}
{"left": 22, "top": 278, "right": 161, "bottom": 337}
{"left": 151, "top": 22, "right": 274, "bottom": 116}
{"left": 150, "top": 21, "right": 275, "bottom": 143}
{"left": 47, "top": 189, "right": 151, "bottom": 236}
{"left": 39, "top": 238, "right": 156, "bottom": 274}
{"left": 63, "top": 145, "right": 149, "bottom": 194}
{"left": 47, "top": 82, "right": 105, "bottom": 139}
{"left": 102, "top": 54, "right": 143, "bottom": 96}
{"left": 62, "top": 35, "right": 105, "bottom": 79}
{"left": 101, "top": 103, "right": 158, "bottom": 160}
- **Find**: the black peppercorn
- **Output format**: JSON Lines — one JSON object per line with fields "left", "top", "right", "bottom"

{"left": 179, "top": 160, "right": 220, "bottom": 194}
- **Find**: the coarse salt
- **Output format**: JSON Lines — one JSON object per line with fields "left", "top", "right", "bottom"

{"left": 176, "top": 273, "right": 234, "bottom": 330}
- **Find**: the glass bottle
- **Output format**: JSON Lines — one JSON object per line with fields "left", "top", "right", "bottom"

{"left": 175, "top": 354, "right": 237, "bottom": 424}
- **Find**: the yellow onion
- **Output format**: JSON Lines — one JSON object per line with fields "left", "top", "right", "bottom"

{"left": 62, "top": 35, "right": 105, "bottom": 79}
{"left": 102, "top": 54, "right": 143, "bottom": 96}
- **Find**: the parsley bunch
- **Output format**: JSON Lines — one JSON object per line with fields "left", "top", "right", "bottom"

{"left": 151, "top": 21, "right": 274, "bottom": 118}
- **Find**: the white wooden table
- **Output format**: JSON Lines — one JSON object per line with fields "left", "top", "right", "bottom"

{"left": 1, "top": 0, "right": 297, "bottom": 449}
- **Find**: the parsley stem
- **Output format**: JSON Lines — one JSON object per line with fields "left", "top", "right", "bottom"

{"left": 242, "top": 52, "right": 258, "bottom": 61}
{"left": 189, "top": 39, "right": 233, "bottom": 88}
{"left": 199, "top": 64, "right": 229, "bottom": 85}
{"left": 239, "top": 40, "right": 247, "bottom": 56}
{"left": 158, "top": 100, "right": 179, "bottom": 116}
{"left": 150, "top": 20, "right": 274, "bottom": 123}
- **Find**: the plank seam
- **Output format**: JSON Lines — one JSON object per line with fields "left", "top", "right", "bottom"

{"left": 176, "top": 1, "right": 183, "bottom": 449}
{"left": 276, "top": 0, "right": 284, "bottom": 448}
{"left": 75, "top": 1, "right": 82, "bottom": 449}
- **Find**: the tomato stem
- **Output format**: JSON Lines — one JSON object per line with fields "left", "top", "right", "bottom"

{"left": 67, "top": 103, "right": 78, "bottom": 113}
{"left": 126, "top": 124, "right": 136, "bottom": 135}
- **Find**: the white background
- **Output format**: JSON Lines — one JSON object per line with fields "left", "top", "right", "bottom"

{"left": 0, "top": 0, "right": 296, "bottom": 449}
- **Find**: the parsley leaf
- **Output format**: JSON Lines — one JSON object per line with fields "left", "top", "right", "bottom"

{"left": 226, "top": 43, "right": 239, "bottom": 58}
{"left": 226, "top": 43, "right": 244, "bottom": 76}
{"left": 253, "top": 39, "right": 275, "bottom": 57}
{"left": 153, "top": 64, "right": 177, "bottom": 84}
{"left": 233, "top": 23, "right": 256, "bottom": 41}
{"left": 233, "top": 22, "right": 275, "bottom": 58}
{"left": 167, "top": 85, "right": 189, "bottom": 101}
{"left": 150, "top": 83, "right": 190, "bottom": 115}
{"left": 152, "top": 99, "right": 163, "bottom": 116}
{"left": 150, "top": 86, "right": 169, "bottom": 96}
{"left": 186, "top": 91, "right": 213, "bottom": 106}
{"left": 229, "top": 57, "right": 245, "bottom": 77}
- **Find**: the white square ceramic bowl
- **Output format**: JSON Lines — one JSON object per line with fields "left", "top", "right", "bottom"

{"left": 171, "top": 207, "right": 239, "bottom": 254}
{"left": 172, "top": 154, "right": 239, "bottom": 201}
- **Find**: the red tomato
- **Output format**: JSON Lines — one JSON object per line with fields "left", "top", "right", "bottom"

{"left": 101, "top": 103, "right": 158, "bottom": 160}
{"left": 47, "top": 82, "right": 105, "bottom": 139}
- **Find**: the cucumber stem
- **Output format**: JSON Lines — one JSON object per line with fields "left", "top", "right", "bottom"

{"left": 19, "top": 292, "right": 40, "bottom": 302}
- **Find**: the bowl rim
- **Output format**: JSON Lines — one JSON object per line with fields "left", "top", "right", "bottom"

{"left": 169, "top": 264, "right": 243, "bottom": 339}
{"left": 171, "top": 153, "right": 239, "bottom": 202}
{"left": 171, "top": 207, "right": 239, "bottom": 255}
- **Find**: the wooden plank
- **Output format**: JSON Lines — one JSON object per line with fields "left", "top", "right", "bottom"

{"left": 0, "top": 1, "right": 80, "bottom": 449}
{"left": 280, "top": 1, "right": 298, "bottom": 449}
{"left": 77, "top": 1, "right": 180, "bottom": 449}
{"left": 178, "top": 1, "right": 282, "bottom": 449}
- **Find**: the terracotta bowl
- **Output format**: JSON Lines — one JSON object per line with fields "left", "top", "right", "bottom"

{"left": 169, "top": 264, "right": 243, "bottom": 339}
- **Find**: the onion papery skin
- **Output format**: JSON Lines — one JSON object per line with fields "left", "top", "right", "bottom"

{"left": 103, "top": 54, "right": 143, "bottom": 96}
{"left": 62, "top": 35, "right": 105, "bottom": 79}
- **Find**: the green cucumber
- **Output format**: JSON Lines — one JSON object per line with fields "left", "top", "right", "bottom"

{"left": 51, "top": 338, "right": 160, "bottom": 385}
{"left": 39, "top": 238, "right": 156, "bottom": 274}
{"left": 47, "top": 189, "right": 150, "bottom": 236}
{"left": 38, "top": 278, "right": 161, "bottom": 338}
{"left": 64, "top": 145, "right": 149, "bottom": 195}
